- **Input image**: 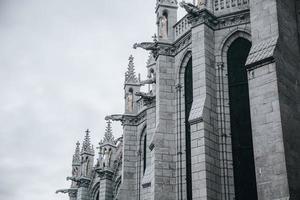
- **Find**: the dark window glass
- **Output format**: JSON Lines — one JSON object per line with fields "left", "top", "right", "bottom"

{"left": 227, "top": 38, "right": 257, "bottom": 200}
{"left": 184, "top": 58, "right": 193, "bottom": 200}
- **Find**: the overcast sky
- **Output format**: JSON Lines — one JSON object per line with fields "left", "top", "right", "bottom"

{"left": 0, "top": 1, "right": 186, "bottom": 200}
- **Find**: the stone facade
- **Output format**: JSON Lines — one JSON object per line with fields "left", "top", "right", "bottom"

{"left": 57, "top": 0, "right": 300, "bottom": 199}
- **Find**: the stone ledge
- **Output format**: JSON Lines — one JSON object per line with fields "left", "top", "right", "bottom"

{"left": 246, "top": 37, "right": 278, "bottom": 70}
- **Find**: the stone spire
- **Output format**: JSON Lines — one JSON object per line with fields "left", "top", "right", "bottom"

{"left": 81, "top": 129, "right": 94, "bottom": 155}
{"left": 72, "top": 141, "right": 81, "bottom": 165}
{"left": 103, "top": 120, "right": 115, "bottom": 144}
{"left": 125, "top": 55, "right": 138, "bottom": 83}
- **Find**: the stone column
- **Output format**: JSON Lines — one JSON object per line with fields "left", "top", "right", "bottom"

{"left": 76, "top": 178, "right": 91, "bottom": 200}
{"left": 69, "top": 189, "right": 78, "bottom": 200}
{"left": 152, "top": 54, "right": 176, "bottom": 200}
{"left": 189, "top": 11, "right": 220, "bottom": 200}
{"left": 117, "top": 123, "right": 138, "bottom": 200}
{"left": 247, "top": 0, "right": 300, "bottom": 199}
{"left": 98, "top": 170, "right": 114, "bottom": 200}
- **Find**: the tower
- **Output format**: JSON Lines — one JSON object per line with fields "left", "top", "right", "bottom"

{"left": 97, "top": 120, "right": 117, "bottom": 200}
{"left": 80, "top": 129, "right": 94, "bottom": 178}
{"left": 77, "top": 129, "right": 95, "bottom": 200}
{"left": 71, "top": 141, "right": 81, "bottom": 187}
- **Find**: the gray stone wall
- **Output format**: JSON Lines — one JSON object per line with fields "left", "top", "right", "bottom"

{"left": 248, "top": 63, "right": 289, "bottom": 199}
{"left": 248, "top": 0, "right": 300, "bottom": 199}
{"left": 276, "top": 0, "right": 300, "bottom": 198}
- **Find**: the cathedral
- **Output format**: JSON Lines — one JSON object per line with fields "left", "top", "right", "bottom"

{"left": 56, "top": 0, "right": 300, "bottom": 199}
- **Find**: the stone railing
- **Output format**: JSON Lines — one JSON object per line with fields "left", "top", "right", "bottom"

{"left": 214, "top": 0, "right": 249, "bottom": 13}
{"left": 174, "top": 15, "right": 191, "bottom": 41}
{"left": 136, "top": 98, "right": 145, "bottom": 113}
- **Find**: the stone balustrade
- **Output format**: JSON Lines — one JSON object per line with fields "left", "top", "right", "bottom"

{"left": 214, "top": 0, "right": 249, "bottom": 13}
{"left": 174, "top": 15, "right": 191, "bottom": 41}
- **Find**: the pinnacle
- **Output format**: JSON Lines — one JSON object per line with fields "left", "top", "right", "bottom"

{"left": 72, "top": 141, "right": 81, "bottom": 165}
{"left": 81, "top": 129, "right": 94, "bottom": 155}
{"left": 103, "top": 120, "right": 115, "bottom": 144}
{"left": 125, "top": 55, "right": 138, "bottom": 83}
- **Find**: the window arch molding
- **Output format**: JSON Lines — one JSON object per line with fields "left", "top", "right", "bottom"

{"left": 176, "top": 49, "right": 192, "bottom": 85}
{"left": 219, "top": 29, "right": 252, "bottom": 63}
{"left": 176, "top": 49, "right": 193, "bottom": 200}
{"left": 138, "top": 125, "right": 148, "bottom": 174}
{"left": 91, "top": 182, "right": 100, "bottom": 200}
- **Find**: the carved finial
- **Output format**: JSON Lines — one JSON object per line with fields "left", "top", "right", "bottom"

{"left": 125, "top": 55, "right": 138, "bottom": 83}
{"left": 72, "top": 141, "right": 81, "bottom": 165}
{"left": 81, "top": 129, "right": 94, "bottom": 155}
{"left": 103, "top": 120, "right": 115, "bottom": 144}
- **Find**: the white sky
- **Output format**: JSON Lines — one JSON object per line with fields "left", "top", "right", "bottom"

{"left": 0, "top": 1, "right": 187, "bottom": 199}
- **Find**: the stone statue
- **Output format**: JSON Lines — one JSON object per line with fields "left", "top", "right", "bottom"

{"left": 103, "top": 149, "right": 112, "bottom": 168}
{"left": 159, "top": 15, "right": 168, "bottom": 38}
{"left": 197, "top": 0, "right": 206, "bottom": 6}
{"left": 127, "top": 92, "right": 133, "bottom": 112}
{"left": 72, "top": 166, "right": 78, "bottom": 177}
{"left": 81, "top": 157, "right": 88, "bottom": 177}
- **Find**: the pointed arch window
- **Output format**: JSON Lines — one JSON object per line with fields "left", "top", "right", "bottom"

{"left": 227, "top": 37, "right": 257, "bottom": 200}
{"left": 143, "top": 133, "right": 147, "bottom": 174}
{"left": 184, "top": 58, "right": 193, "bottom": 200}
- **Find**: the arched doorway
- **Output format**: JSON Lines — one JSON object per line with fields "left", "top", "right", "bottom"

{"left": 184, "top": 58, "right": 193, "bottom": 200}
{"left": 227, "top": 38, "right": 257, "bottom": 200}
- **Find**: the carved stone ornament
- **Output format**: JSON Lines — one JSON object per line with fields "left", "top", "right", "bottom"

{"left": 197, "top": 0, "right": 206, "bottom": 6}
{"left": 139, "top": 77, "right": 156, "bottom": 85}
{"left": 78, "top": 177, "right": 91, "bottom": 188}
{"left": 66, "top": 176, "right": 81, "bottom": 183}
{"left": 159, "top": 15, "right": 168, "bottom": 39}
{"left": 135, "top": 91, "right": 155, "bottom": 106}
{"left": 179, "top": 1, "right": 201, "bottom": 17}
{"left": 105, "top": 114, "right": 124, "bottom": 122}
{"left": 56, "top": 189, "right": 69, "bottom": 194}
{"left": 133, "top": 42, "right": 160, "bottom": 58}
{"left": 55, "top": 188, "right": 78, "bottom": 198}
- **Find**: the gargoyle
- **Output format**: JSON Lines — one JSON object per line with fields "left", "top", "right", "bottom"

{"left": 133, "top": 42, "right": 158, "bottom": 51}
{"left": 56, "top": 189, "right": 69, "bottom": 194}
{"left": 179, "top": 1, "right": 201, "bottom": 16}
{"left": 140, "top": 77, "right": 156, "bottom": 85}
{"left": 133, "top": 42, "right": 160, "bottom": 58}
{"left": 135, "top": 92, "right": 155, "bottom": 105}
{"left": 105, "top": 114, "right": 124, "bottom": 122}
{"left": 66, "top": 176, "right": 81, "bottom": 183}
